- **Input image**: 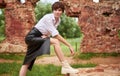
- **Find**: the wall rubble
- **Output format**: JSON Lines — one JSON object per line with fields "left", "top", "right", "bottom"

{"left": 61, "top": 0, "right": 120, "bottom": 53}
{"left": 0, "top": 0, "right": 39, "bottom": 53}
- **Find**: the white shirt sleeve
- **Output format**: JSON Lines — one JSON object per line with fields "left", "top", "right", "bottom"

{"left": 43, "top": 17, "right": 59, "bottom": 37}
{"left": 20, "top": 0, "right": 26, "bottom": 3}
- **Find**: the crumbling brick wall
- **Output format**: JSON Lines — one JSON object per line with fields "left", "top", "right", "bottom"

{"left": 61, "top": 0, "right": 120, "bottom": 53}
{"left": 0, "top": 0, "right": 39, "bottom": 53}
{"left": 0, "top": 0, "right": 120, "bottom": 53}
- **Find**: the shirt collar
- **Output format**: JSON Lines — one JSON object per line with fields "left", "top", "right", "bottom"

{"left": 51, "top": 13, "right": 61, "bottom": 26}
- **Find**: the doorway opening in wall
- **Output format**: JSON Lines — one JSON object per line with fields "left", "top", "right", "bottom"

{"left": 40, "top": 0, "right": 59, "bottom": 4}
{"left": 35, "top": 0, "right": 82, "bottom": 54}
{"left": 0, "top": 9, "right": 5, "bottom": 42}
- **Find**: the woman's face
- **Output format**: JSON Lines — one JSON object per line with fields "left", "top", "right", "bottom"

{"left": 53, "top": 8, "right": 63, "bottom": 18}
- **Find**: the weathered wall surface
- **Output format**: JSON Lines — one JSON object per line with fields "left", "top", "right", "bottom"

{"left": 61, "top": 0, "right": 120, "bottom": 53}
{"left": 0, "top": 0, "right": 6, "bottom": 8}
{"left": 0, "top": 0, "right": 39, "bottom": 53}
{"left": 0, "top": 0, "right": 120, "bottom": 53}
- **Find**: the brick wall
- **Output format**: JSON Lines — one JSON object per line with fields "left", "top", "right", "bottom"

{"left": 0, "top": 0, "right": 120, "bottom": 53}
{"left": 0, "top": 0, "right": 39, "bottom": 53}
{"left": 61, "top": 0, "right": 120, "bottom": 53}
{"left": 0, "top": 0, "right": 6, "bottom": 8}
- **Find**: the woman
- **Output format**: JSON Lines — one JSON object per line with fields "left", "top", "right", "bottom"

{"left": 19, "top": 1, "right": 79, "bottom": 76}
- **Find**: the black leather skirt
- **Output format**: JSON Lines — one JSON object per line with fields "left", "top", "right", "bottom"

{"left": 23, "top": 27, "right": 50, "bottom": 70}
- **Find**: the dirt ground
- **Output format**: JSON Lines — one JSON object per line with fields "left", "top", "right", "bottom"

{"left": 0, "top": 56, "right": 120, "bottom": 76}
{"left": 35, "top": 56, "right": 120, "bottom": 76}
{"left": 35, "top": 56, "right": 120, "bottom": 65}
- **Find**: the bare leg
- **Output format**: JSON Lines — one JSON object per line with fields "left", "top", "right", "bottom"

{"left": 19, "top": 38, "right": 65, "bottom": 76}
{"left": 50, "top": 38, "right": 79, "bottom": 74}
{"left": 19, "top": 64, "right": 30, "bottom": 76}
{"left": 50, "top": 38, "right": 65, "bottom": 62}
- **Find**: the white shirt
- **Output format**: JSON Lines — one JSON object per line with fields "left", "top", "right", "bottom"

{"left": 20, "top": 0, "right": 26, "bottom": 3}
{"left": 35, "top": 13, "right": 60, "bottom": 37}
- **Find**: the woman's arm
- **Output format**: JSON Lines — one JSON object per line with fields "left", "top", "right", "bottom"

{"left": 54, "top": 34, "right": 75, "bottom": 55}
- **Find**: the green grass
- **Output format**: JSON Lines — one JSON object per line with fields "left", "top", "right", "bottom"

{"left": 27, "top": 64, "right": 61, "bottom": 76}
{"left": 0, "top": 35, "right": 5, "bottom": 42}
{"left": 0, "top": 38, "right": 120, "bottom": 76}
{"left": 0, "top": 62, "right": 21, "bottom": 75}
{"left": 72, "top": 63, "right": 97, "bottom": 68}
{"left": 0, "top": 54, "right": 24, "bottom": 60}
{"left": 0, "top": 52, "right": 120, "bottom": 62}
{"left": 74, "top": 52, "right": 120, "bottom": 60}
{"left": 0, "top": 62, "right": 61, "bottom": 76}
{"left": 1, "top": 52, "right": 119, "bottom": 61}
{"left": 0, "top": 62, "right": 96, "bottom": 76}
{"left": 51, "top": 38, "right": 81, "bottom": 56}
{"left": 0, "top": 37, "right": 120, "bottom": 60}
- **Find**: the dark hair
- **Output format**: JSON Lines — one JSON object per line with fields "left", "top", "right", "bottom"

{"left": 52, "top": 1, "right": 65, "bottom": 13}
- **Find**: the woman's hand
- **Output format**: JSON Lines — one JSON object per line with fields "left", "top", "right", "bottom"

{"left": 69, "top": 46, "right": 75, "bottom": 56}
{"left": 41, "top": 35, "right": 48, "bottom": 39}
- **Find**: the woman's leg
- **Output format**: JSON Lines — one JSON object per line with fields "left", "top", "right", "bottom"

{"left": 50, "top": 38, "right": 79, "bottom": 74}
{"left": 19, "top": 64, "right": 30, "bottom": 76}
{"left": 50, "top": 38, "right": 65, "bottom": 62}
